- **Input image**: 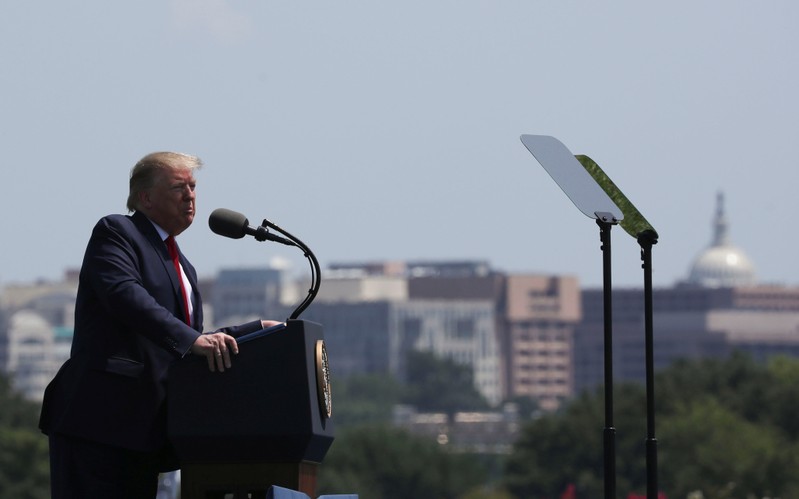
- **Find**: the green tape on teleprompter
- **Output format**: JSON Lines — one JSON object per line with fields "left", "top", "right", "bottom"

{"left": 575, "top": 154, "right": 658, "bottom": 241}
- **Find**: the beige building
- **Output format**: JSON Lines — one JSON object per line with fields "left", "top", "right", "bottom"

{"left": 409, "top": 269, "right": 581, "bottom": 411}
{"left": 502, "top": 275, "right": 580, "bottom": 411}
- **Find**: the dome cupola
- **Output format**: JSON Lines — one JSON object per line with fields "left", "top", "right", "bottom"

{"left": 687, "top": 192, "right": 756, "bottom": 288}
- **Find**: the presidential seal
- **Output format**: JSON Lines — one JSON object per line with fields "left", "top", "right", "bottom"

{"left": 315, "top": 339, "right": 332, "bottom": 419}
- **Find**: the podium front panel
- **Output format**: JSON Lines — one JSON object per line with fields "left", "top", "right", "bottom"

{"left": 168, "top": 320, "right": 334, "bottom": 464}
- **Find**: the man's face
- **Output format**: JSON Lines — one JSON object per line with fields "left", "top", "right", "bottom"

{"left": 139, "top": 167, "right": 197, "bottom": 236}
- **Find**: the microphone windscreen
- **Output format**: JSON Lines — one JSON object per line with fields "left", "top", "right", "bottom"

{"left": 209, "top": 208, "right": 248, "bottom": 239}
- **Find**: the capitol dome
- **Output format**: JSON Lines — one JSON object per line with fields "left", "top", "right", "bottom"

{"left": 686, "top": 192, "right": 756, "bottom": 288}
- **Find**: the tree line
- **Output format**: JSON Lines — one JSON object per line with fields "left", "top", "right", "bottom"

{"left": 0, "top": 375, "right": 49, "bottom": 499}
{"left": 321, "top": 352, "right": 799, "bottom": 498}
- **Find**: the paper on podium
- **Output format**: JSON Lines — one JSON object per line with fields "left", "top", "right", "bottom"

{"left": 237, "top": 322, "right": 288, "bottom": 345}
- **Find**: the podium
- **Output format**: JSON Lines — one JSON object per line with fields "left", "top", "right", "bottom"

{"left": 168, "top": 320, "right": 335, "bottom": 498}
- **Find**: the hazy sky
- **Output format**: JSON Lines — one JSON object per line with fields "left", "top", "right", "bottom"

{"left": 2, "top": 1, "right": 797, "bottom": 289}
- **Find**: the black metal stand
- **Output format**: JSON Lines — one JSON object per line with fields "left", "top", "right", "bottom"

{"left": 597, "top": 214, "right": 616, "bottom": 499}
{"left": 256, "top": 218, "right": 321, "bottom": 320}
{"left": 638, "top": 230, "right": 659, "bottom": 498}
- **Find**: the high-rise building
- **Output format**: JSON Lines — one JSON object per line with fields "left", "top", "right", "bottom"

{"left": 211, "top": 267, "right": 286, "bottom": 325}
{"left": 502, "top": 275, "right": 580, "bottom": 411}
{"left": 304, "top": 262, "right": 504, "bottom": 405}
{"left": 408, "top": 265, "right": 582, "bottom": 410}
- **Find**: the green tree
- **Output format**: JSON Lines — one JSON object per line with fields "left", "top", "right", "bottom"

{"left": 0, "top": 374, "right": 49, "bottom": 499}
{"left": 404, "top": 350, "right": 490, "bottom": 414}
{"left": 504, "top": 383, "right": 648, "bottom": 498}
{"left": 331, "top": 373, "right": 406, "bottom": 427}
{"left": 659, "top": 396, "right": 797, "bottom": 498}
{"left": 761, "top": 355, "right": 799, "bottom": 439}
{"left": 317, "top": 424, "right": 487, "bottom": 499}
{"left": 505, "top": 354, "right": 799, "bottom": 498}
{"left": 655, "top": 352, "right": 772, "bottom": 423}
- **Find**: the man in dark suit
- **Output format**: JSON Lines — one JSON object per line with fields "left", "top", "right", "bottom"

{"left": 40, "top": 152, "right": 276, "bottom": 498}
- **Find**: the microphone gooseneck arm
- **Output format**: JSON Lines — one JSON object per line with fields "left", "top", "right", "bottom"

{"left": 257, "top": 218, "right": 321, "bottom": 321}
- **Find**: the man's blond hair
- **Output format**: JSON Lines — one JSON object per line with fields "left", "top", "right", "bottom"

{"left": 126, "top": 152, "right": 202, "bottom": 212}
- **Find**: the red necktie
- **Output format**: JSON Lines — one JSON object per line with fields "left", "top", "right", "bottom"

{"left": 165, "top": 236, "right": 192, "bottom": 325}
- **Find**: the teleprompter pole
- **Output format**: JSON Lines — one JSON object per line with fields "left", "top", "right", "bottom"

{"left": 597, "top": 213, "right": 617, "bottom": 499}
{"left": 638, "top": 230, "right": 659, "bottom": 498}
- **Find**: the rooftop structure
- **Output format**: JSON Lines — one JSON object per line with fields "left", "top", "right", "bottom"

{"left": 686, "top": 192, "right": 756, "bottom": 288}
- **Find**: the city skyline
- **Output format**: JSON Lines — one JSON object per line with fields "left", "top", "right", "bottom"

{"left": 2, "top": 2, "right": 797, "bottom": 288}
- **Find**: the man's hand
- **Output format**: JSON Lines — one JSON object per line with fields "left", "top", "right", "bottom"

{"left": 190, "top": 332, "right": 239, "bottom": 372}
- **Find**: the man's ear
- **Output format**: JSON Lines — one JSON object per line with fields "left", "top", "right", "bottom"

{"left": 138, "top": 190, "right": 151, "bottom": 209}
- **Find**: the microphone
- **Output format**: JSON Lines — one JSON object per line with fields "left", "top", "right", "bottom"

{"left": 210, "top": 207, "right": 321, "bottom": 320}
{"left": 209, "top": 208, "right": 295, "bottom": 246}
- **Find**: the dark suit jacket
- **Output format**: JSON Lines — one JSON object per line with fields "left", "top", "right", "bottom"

{"left": 39, "top": 211, "right": 262, "bottom": 462}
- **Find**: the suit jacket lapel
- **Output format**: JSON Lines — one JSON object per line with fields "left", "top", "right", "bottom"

{"left": 130, "top": 211, "right": 190, "bottom": 324}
